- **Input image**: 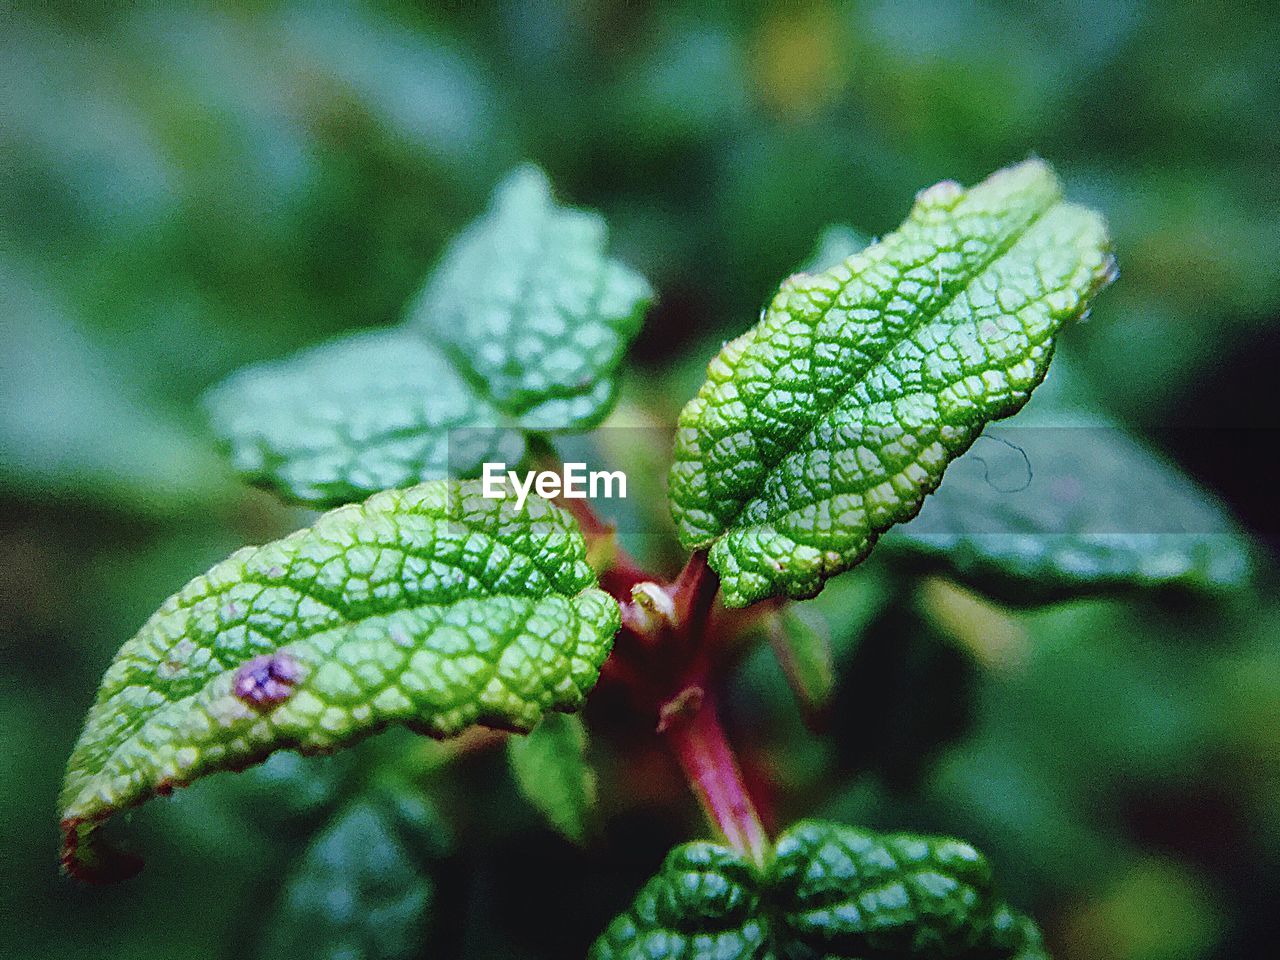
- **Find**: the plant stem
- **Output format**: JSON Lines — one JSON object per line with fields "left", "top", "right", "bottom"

{"left": 527, "top": 435, "right": 650, "bottom": 588}
{"left": 524, "top": 436, "right": 770, "bottom": 860}
{"left": 670, "top": 549, "right": 717, "bottom": 630}
{"left": 663, "top": 688, "right": 770, "bottom": 868}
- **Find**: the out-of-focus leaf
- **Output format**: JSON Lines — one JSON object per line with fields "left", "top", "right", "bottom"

{"left": 278, "top": 2, "right": 504, "bottom": 169}
{"left": 235, "top": 748, "right": 360, "bottom": 824}
{"left": 670, "top": 160, "right": 1116, "bottom": 605}
{"left": 917, "top": 593, "right": 1232, "bottom": 896}
{"left": 840, "top": 0, "right": 1137, "bottom": 158}
{"left": 767, "top": 604, "right": 835, "bottom": 722}
{"left": 1060, "top": 858, "right": 1222, "bottom": 960}
{"left": 260, "top": 794, "right": 436, "bottom": 960}
{"left": 60, "top": 480, "right": 619, "bottom": 879}
{"left": 206, "top": 166, "right": 651, "bottom": 506}
{"left": 0, "top": 260, "right": 227, "bottom": 511}
{"left": 507, "top": 712, "right": 596, "bottom": 844}
{"left": 610, "top": 18, "right": 750, "bottom": 149}
{"left": 925, "top": 734, "right": 1126, "bottom": 895}
{"left": 881, "top": 363, "right": 1254, "bottom": 600}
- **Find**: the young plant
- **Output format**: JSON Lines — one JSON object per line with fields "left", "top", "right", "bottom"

{"left": 61, "top": 160, "right": 1248, "bottom": 957}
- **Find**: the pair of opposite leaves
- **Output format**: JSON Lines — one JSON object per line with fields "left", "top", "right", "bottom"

{"left": 593, "top": 819, "right": 1048, "bottom": 960}
{"left": 206, "top": 159, "right": 1242, "bottom": 605}
{"left": 63, "top": 162, "right": 1114, "bottom": 952}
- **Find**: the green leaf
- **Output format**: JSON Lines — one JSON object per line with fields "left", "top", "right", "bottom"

{"left": 60, "top": 479, "right": 620, "bottom": 879}
{"left": 769, "top": 822, "right": 1045, "bottom": 959}
{"left": 1, "top": 257, "right": 229, "bottom": 512}
{"left": 507, "top": 711, "right": 597, "bottom": 844}
{"left": 260, "top": 794, "right": 436, "bottom": 960}
{"left": 591, "top": 819, "right": 1047, "bottom": 959}
{"left": 881, "top": 364, "right": 1254, "bottom": 600}
{"left": 237, "top": 747, "right": 362, "bottom": 824}
{"left": 204, "top": 329, "right": 527, "bottom": 507}
{"left": 799, "top": 232, "right": 1250, "bottom": 599}
{"left": 766, "top": 605, "right": 835, "bottom": 722}
{"left": 593, "top": 842, "right": 770, "bottom": 960}
{"left": 406, "top": 166, "right": 652, "bottom": 427}
{"left": 799, "top": 223, "right": 869, "bottom": 275}
{"left": 205, "top": 166, "right": 652, "bottom": 507}
{"left": 669, "top": 160, "right": 1116, "bottom": 606}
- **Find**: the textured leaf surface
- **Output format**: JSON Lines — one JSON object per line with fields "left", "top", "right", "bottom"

{"left": 407, "top": 166, "right": 652, "bottom": 428}
{"left": 801, "top": 231, "right": 1250, "bottom": 600}
{"left": 882, "top": 366, "right": 1253, "bottom": 600}
{"left": 261, "top": 796, "right": 434, "bottom": 960}
{"left": 594, "top": 842, "right": 770, "bottom": 960}
{"left": 591, "top": 820, "right": 1047, "bottom": 959}
{"left": 206, "top": 166, "right": 651, "bottom": 507}
{"left": 204, "top": 329, "right": 525, "bottom": 507}
{"left": 61, "top": 479, "right": 619, "bottom": 878}
{"left": 669, "top": 160, "right": 1116, "bottom": 606}
{"left": 507, "top": 711, "right": 597, "bottom": 844}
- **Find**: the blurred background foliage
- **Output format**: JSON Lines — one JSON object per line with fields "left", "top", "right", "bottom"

{"left": 2, "top": 1, "right": 1277, "bottom": 958}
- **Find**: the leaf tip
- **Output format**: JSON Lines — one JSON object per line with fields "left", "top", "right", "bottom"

{"left": 60, "top": 818, "right": 144, "bottom": 885}
{"left": 914, "top": 178, "right": 964, "bottom": 210}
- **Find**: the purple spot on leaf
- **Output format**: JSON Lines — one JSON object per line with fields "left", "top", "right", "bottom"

{"left": 234, "top": 653, "right": 302, "bottom": 711}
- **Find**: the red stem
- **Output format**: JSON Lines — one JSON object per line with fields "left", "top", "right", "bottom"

{"left": 670, "top": 549, "right": 717, "bottom": 631}
{"left": 662, "top": 689, "right": 769, "bottom": 867}
{"left": 527, "top": 437, "right": 647, "bottom": 581}
{"left": 531, "top": 446, "right": 772, "bottom": 856}
{"left": 546, "top": 473, "right": 649, "bottom": 590}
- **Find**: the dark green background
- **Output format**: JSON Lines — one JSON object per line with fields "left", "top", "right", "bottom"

{"left": 2, "top": 2, "right": 1277, "bottom": 958}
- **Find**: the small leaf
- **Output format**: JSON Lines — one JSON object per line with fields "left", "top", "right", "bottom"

{"left": 260, "top": 796, "right": 436, "bottom": 960}
{"left": 669, "top": 160, "right": 1116, "bottom": 606}
{"left": 591, "top": 819, "right": 1047, "bottom": 959}
{"left": 507, "top": 711, "right": 597, "bottom": 844}
{"left": 766, "top": 605, "right": 835, "bottom": 723}
{"left": 407, "top": 166, "right": 652, "bottom": 429}
{"left": 799, "top": 223, "right": 869, "bottom": 274}
{"left": 204, "top": 329, "right": 525, "bottom": 507}
{"left": 206, "top": 166, "right": 652, "bottom": 507}
{"left": 881, "top": 364, "right": 1254, "bottom": 600}
{"left": 769, "top": 821, "right": 1011, "bottom": 957}
{"left": 60, "top": 479, "right": 620, "bottom": 878}
{"left": 593, "top": 842, "right": 770, "bottom": 960}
